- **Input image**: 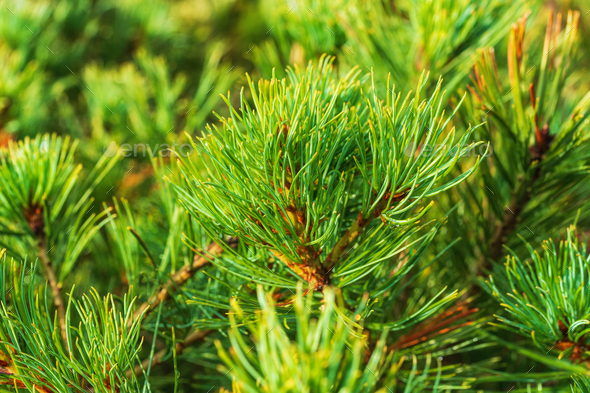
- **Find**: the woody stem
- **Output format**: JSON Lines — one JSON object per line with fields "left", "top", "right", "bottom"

{"left": 271, "top": 249, "right": 326, "bottom": 290}
{"left": 132, "top": 241, "right": 225, "bottom": 323}
{"left": 325, "top": 190, "right": 408, "bottom": 269}
{"left": 128, "top": 330, "right": 210, "bottom": 377}
{"left": 37, "top": 237, "right": 69, "bottom": 357}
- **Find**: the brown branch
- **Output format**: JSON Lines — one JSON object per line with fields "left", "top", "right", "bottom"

{"left": 128, "top": 329, "right": 210, "bottom": 377}
{"left": 263, "top": 203, "right": 329, "bottom": 290}
{"left": 37, "top": 238, "right": 69, "bottom": 357}
{"left": 22, "top": 204, "right": 69, "bottom": 356}
{"left": 486, "top": 184, "right": 530, "bottom": 264}
{"left": 270, "top": 248, "right": 328, "bottom": 290}
{"left": 132, "top": 241, "right": 224, "bottom": 322}
{"left": 270, "top": 190, "right": 408, "bottom": 291}
{"left": 554, "top": 321, "right": 590, "bottom": 364}
{"left": 392, "top": 302, "right": 479, "bottom": 350}
{"left": 478, "top": 12, "right": 560, "bottom": 275}
{"left": 126, "top": 240, "right": 232, "bottom": 383}
{"left": 1, "top": 350, "right": 58, "bottom": 392}
{"left": 324, "top": 212, "right": 370, "bottom": 268}
{"left": 481, "top": 122, "right": 552, "bottom": 272}
{"left": 324, "top": 190, "right": 409, "bottom": 269}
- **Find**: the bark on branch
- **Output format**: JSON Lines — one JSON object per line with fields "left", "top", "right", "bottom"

{"left": 129, "top": 329, "right": 210, "bottom": 377}
{"left": 324, "top": 190, "right": 409, "bottom": 269}
{"left": 272, "top": 189, "right": 409, "bottom": 290}
{"left": 132, "top": 242, "right": 224, "bottom": 322}
{"left": 479, "top": 118, "right": 551, "bottom": 273}
{"left": 37, "top": 238, "right": 69, "bottom": 357}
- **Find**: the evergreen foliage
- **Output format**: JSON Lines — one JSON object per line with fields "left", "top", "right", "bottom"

{"left": 1, "top": 0, "right": 590, "bottom": 392}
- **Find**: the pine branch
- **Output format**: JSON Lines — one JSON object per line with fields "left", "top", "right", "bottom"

{"left": 172, "top": 60, "right": 484, "bottom": 295}
{"left": 129, "top": 329, "right": 210, "bottom": 377}
{"left": 130, "top": 239, "right": 234, "bottom": 377}
{"left": 391, "top": 301, "right": 479, "bottom": 350}
{"left": 132, "top": 241, "right": 224, "bottom": 322}
{"left": 485, "top": 225, "right": 590, "bottom": 368}
{"left": 477, "top": 10, "right": 574, "bottom": 272}
{"left": 485, "top": 160, "right": 542, "bottom": 267}
{"left": 324, "top": 190, "right": 408, "bottom": 269}
{"left": 36, "top": 236, "right": 69, "bottom": 357}
{"left": 269, "top": 249, "right": 327, "bottom": 290}
{"left": 0, "top": 264, "right": 144, "bottom": 391}
{"left": 275, "top": 189, "right": 409, "bottom": 289}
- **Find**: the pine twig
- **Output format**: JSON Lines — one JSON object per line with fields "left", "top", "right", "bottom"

{"left": 391, "top": 301, "right": 479, "bottom": 350}
{"left": 132, "top": 242, "right": 224, "bottom": 322}
{"left": 487, "top": 183, "right": 530, "bottom": 264}
{"left": 129, "top": 329, "right": 210, "bottom": 377}
{"left": 37, "top": 237, "right": 69, "bottom": 357}
{"left": 325, "top": 190, "right": 408, "bottom": 269}
{"left": 479, "top": 22, "right": 555, "bottom": 273}
{"left": 324, "top": 212, "right": 372, "bottom": 268}
{"left": 130, "top": 239, "right": 235, "bottom": 379}
{"left": 481, "top": 125, "right": 551, "bottom": 271}
{"left": 270, "top": 249, "right": 327, "bottom": 291}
